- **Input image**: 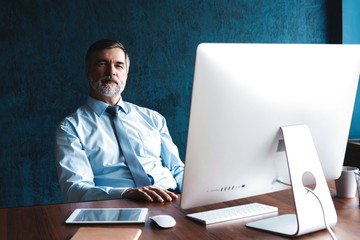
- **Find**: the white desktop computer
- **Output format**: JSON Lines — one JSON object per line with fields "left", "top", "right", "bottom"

{"left": 181, "top": 43, "right": 360, "bottom": 237}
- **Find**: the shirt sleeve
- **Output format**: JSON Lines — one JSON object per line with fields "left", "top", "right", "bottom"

{"left": 158, "top": 116, "right": 185, "bottom": 192}
{"left": 55, "top": 120, "right": 128, "bottom": 202}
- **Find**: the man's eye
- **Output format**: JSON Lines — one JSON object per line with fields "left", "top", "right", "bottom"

{"left": 97, "top": 62, "right": 106, "bottom": 67}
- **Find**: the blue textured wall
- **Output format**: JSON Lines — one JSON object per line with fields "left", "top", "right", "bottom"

{"left": 343, "top": 0, "right": 360, "bottom": 138}
{"left": 0, "top": 0, "right": 337, "bottom": 208}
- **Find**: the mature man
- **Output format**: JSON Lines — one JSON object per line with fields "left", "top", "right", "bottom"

{"left": 55, "top": 39, "right": 184, "bottom": 203}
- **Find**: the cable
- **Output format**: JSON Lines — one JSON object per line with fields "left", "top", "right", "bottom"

{"left": 305, "top": 187, "right": 337, "bottom": 240}
{"left": 275, "top": 179, "right": 338, "bottom": 240}
{"left": 275, "top": 179, "right": 291, "bottom": 186}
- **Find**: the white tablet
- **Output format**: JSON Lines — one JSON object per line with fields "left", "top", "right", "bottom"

{"left": 65, "top": 208, "right": 148, "bottom": 224}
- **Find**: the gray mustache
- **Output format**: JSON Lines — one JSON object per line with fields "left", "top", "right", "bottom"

{"left": 103, "top": 76, "right": 119, "bottom": 83}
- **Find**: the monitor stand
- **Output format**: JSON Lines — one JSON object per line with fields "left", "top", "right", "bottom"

{"left": 246, "top": 124, "right": 337, "bottom": 237}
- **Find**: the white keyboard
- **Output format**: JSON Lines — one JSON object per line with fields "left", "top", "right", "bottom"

{"left": 186, "top": 203, "right": 278, "bottom": 225}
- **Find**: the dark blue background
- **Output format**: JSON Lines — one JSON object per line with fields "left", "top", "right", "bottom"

{"left": 0, "top": 0, "right": 342, "bottom": 207}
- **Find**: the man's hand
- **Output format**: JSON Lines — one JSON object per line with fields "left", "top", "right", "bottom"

{"left": 122, "top": 186, "right": 178, "bottom": 202}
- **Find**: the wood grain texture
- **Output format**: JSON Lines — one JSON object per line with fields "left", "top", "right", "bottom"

{"left": 1, "top": 181, "right": 359, "bottom": 240}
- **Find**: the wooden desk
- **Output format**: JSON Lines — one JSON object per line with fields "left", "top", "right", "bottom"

{"left": 1, "top": 181, "right": 359, "bottom": 240}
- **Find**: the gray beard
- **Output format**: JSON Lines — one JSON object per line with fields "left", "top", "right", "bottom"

{"left": 90, "top": 81, "right": 122, "bottom": 97}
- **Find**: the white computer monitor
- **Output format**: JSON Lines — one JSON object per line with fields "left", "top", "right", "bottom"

{"left": 181, "top": 43, "right": 360, "bottom": 236}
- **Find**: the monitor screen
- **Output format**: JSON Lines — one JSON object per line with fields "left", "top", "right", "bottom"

{"left": 181, "top": 43, "right": 360, "bottom": 210}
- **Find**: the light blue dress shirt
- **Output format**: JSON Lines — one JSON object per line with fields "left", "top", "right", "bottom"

{"left": 55, "top": 96, "right": 184, "bottom": 202}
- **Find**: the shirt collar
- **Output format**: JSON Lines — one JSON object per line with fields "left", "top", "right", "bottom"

{"left": 86, "top": 96, "right": 128, "bottom": 117}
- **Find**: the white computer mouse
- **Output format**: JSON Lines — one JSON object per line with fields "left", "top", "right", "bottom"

{"left": 150, "top": 215, "right": 176, "bottom": 228}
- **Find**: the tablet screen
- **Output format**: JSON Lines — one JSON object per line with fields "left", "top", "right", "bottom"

{"left": 65, "top": 208, "right": 148, "bottom": 224}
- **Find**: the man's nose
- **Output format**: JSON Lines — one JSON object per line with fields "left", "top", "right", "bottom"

{"left": 108, "top": 65, "right": 116, "bottom": 76}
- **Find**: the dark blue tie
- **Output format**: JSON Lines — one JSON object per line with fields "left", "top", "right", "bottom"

{"left": 106, "top": 106, "right": 151, "bottom": 187}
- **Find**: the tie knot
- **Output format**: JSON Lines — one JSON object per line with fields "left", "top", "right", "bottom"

{"left": 106, "top": 105, "right": 120, "bottom": 117}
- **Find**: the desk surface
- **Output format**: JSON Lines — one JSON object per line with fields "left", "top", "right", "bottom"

{"left": 1, "top": 181, "right": 359, "bottom": 240}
